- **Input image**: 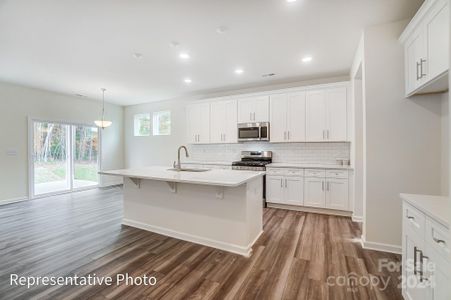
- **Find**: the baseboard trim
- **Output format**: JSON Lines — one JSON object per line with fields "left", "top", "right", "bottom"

{"left": 0, "top": 196, "right": 28, "bottom": 206}
{"left": 352, "top": 215, "right": 363, "bottom": 223}
{"left": 123, "top": 218, "right": 261, "bottom": 257}
{"left": 361, "top": 236, "right": 401, "bottom": 254}
{"left": 267, "top": 203, "right": 352, "bottom": 218}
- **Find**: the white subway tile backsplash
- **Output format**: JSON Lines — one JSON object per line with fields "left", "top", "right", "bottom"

{"left": 188, "top": 142, "right": 350, "bottom": 165}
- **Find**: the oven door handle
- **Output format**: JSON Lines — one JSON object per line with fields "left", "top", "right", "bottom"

{"left": 258, "top": 126, "right": 262, "bottom": 141}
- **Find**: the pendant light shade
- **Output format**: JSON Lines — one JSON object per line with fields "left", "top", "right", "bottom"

{"left": 94, "top": 88, "right": 112, "bottom": 129}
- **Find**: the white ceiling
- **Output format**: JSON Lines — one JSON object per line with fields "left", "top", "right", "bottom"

{"left": 0, "top": 0, "right": 423, "bottom": 106}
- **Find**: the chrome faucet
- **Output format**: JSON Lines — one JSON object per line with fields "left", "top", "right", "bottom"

{"left": 173, "top": 146, "right": 189, "bottom": 170}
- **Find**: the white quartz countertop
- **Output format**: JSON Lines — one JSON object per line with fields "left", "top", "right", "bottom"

{"left": 183, "top": 161, "right": 232, "bottom": 166}
{"left": 400, "top": 193, "right": 450, "bottom": 228}
{"left": 267, "top": 163, "right": 353, "bottom": 170}
{"left": 99, "top": 166, "right": 264, "bottom": 187}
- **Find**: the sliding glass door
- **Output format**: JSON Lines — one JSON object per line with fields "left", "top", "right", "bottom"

{"left": 31, "top": 120, "right": 100, "bottom": 197}
{"left": 73, "top": 126, "right": 99, "bottom": 189}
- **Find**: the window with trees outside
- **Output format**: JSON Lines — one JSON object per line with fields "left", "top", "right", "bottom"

{"left": 153, "top": 111, "right": 171, "bottom": 136}
{"left": 134, "top": 113, "right": 151, "bottom": 136}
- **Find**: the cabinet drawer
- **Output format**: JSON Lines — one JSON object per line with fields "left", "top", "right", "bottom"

{"left": 425, "top": 218, "right": 450, "bottom": 260}
{"left": 326, "top": 169, "right": 348, "bottom": 179}
{"left": 403, "top": 203, "right": 426, "bottom": 239}
{"left": 305, "top": 169, "right": 326, "bottom": 178}
{"left": 266, "top": 168, "right": 303, "bottom": 176}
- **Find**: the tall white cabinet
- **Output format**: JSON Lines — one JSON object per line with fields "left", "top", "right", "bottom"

{"left": 186, "top": 103, "right": 210, "bottom": 144}
{"left": 306, "top": 87, "right": 347, "bottom": 142}
{"left": 210, "top": 100, "right": 237, "bottom": 143}
{"left": 270, "top": 92, "right": 306, "bottom": 143}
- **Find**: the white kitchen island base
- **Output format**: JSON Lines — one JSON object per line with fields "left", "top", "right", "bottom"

{"left": 103, "top": 168, "right": 264, "bottom": 257}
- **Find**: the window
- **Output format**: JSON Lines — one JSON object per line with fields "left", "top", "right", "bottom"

{"left": 153, "top": 110, "right": 171, "bottom": 136}
{"left": 134, "top": 113, "right": 151, "bottom": 136}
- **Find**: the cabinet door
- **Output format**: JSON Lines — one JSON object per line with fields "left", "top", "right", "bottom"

{"left": 287, "top": 92, "right": 306, "bottom": 142}
{"left": 325, "top": 178, "right": 349, "bottom": 210}
{"left": 285, "top": 177, "right": 304, "bottom": 206}
{"left": 270, "top": 94, "right": 288, "bottom": 143}
{"left": 304, "top": 177, "right": 325, "bottom": 208}
{"left": 186, "top": 105, "right": 199, "bottom": 143}
{"left": 223, "top": 100, "right": 238, "bottom": 143}
{"left": 198, "top": 103, "right": 210, "bottom": 143}
{"left": 404, "top": 235, "right": 427, "bottom": 300}
{"left": 306, "top": 90, "right": 326, "bottom": 142}
{"left": 426, "top": 0, "right": 449, "bottom": 81}
{"left": 237, "top": 98, "right": 255, "bottom": 123}
{"left": 266, "top": 176, "right": 284, "bottom": 204}
{"left": 210, "top": 101, "right": 226, "bottom": 143}
{"left": 253, "top": 96, "right": 270, "bottom": 122}
{"left": 326, "top": 88, "right": 347, "bottom": 141}
{"left": 406, "top": 31, "right": 426, "bottom": 94}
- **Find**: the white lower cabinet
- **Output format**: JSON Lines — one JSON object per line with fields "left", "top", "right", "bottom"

{"left": 267, "top": 167, "right": 350, "bottom": 212}
{"left": 266, "top": 169, "right": 304, "bottom": 206}
{"left": 304, "top": 177, "right": 325, "bottom": 208}
{"left": 325, "top": 178, "right": 349, "bottom": 210}
{"left": 401, "top": 199, "right": 450, "bottom": 300}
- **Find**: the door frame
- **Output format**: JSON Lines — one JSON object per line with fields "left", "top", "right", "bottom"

{"left": 28, "top": 117, "right": 102, "bottom": 199}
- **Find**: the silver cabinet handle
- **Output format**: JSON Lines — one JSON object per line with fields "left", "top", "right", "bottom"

{"left": 322, "top": 130, "right": 325, "bottom": 140}
{"left": 280, "top": 179, "right": 283, "bottom": 188}
{"left": 327, "top": 130, "right": 329, "bottom": 140}
{"left": 407, "top": 216, "right": 415, "bottom": 220}
{"left": 285, "top": 179, "right": 287, "bottom": 188}
{"left": 419, "top": 250, "right": 428, "bottom": 282}
{"left": 284, "top": 131, "right": 287, "bottom": 140}
{"left": 414, "top": 246, "right": 419, "bottom": 275}
{"left": 416, "top": 61, "right": 421, "bottom": 80}
{"left": 432, "top": 237, "right": 446, "bottom": 246}
{"left": 420, "top": 59, "right": 426, "bottom": 78}
{"left": 322, "top": 181, "right": 324, "bottom": 191}
{"left": 287, "top": 131, "right": 290, "bottom": 140}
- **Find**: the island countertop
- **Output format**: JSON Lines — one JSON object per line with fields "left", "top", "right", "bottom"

{"left": 99, "top": 166, "right": 265, "bottom": 187}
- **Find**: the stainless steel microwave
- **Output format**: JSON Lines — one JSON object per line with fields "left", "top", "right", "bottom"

{"left": 237, "top": 122, "right": 270, "bottom": 142}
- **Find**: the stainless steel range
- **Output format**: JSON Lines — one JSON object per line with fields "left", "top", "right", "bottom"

{"left": 232, "top": 151, "right": 272, "bottom": 207}
{"left": 232, "top": 151, "right": 272, "bottom": 171}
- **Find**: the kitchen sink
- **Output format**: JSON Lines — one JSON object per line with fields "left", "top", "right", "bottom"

{"left": 167, "top": 168, "right": 210, "bottom": 172}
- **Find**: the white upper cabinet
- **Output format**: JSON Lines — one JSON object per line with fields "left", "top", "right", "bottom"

{"left": 210, "top": 100, "right": 237, "bottom": 144}
{"left": 237, "top": 96, "right": 269, "bottom": 123}
{"left": 270, "top": 92, "right": 306, "bottom": 143}
{"left": 425, "top": 0, "right": 449, "bottom": 80}
{"left": 186, "top": 103, "right": 210, "bottom": 144}
{"left": 306, "top": 87, "right": 347, "bottom": 142}
{"left": 400, "top": 0, "right": 449, "bottom": 96}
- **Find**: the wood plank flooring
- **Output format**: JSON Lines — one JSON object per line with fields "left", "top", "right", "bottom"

{"left": 0, "top": 187, "right": 402, "bottom": 300}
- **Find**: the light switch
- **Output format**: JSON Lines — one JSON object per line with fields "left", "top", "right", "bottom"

{"left": 6, "top": 149, "right": 17, "bottom": 156}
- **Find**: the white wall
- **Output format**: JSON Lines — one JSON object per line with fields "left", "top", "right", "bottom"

{"left": 361, "top": 20, "right": 443, "bottom": 250}
{"left": 0, "top": 81, "right": 124, "bottom": 202}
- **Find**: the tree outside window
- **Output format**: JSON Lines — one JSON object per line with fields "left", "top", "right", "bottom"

{"left": 153, "top": 111, "right": 171, "bottom": 136}
{"left": 134, "top": 113, "right": 151, "bottom": 136}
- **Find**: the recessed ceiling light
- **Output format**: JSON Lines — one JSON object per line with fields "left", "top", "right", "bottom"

{"left": 302, "top": 56, "right": 313, "bottom": 63}
{"left": 235, "top": 68, "right": 244, "bottom": 75}
{"left": 179, "top": 52, "right": 190, "bottom": 60}
{"left": 133, "top": 52, "right": 143, "bottom": 59}
{"left": 184, "top": 78, "right": 192, "bottom": 84}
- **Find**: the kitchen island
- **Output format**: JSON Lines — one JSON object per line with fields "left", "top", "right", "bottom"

{"left": 100, "top": 166, "right": 265, "bottom": 257}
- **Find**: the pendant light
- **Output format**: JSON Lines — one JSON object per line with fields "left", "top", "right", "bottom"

{"left": 94, "top": 88, "right": 112, "bottom": 129}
